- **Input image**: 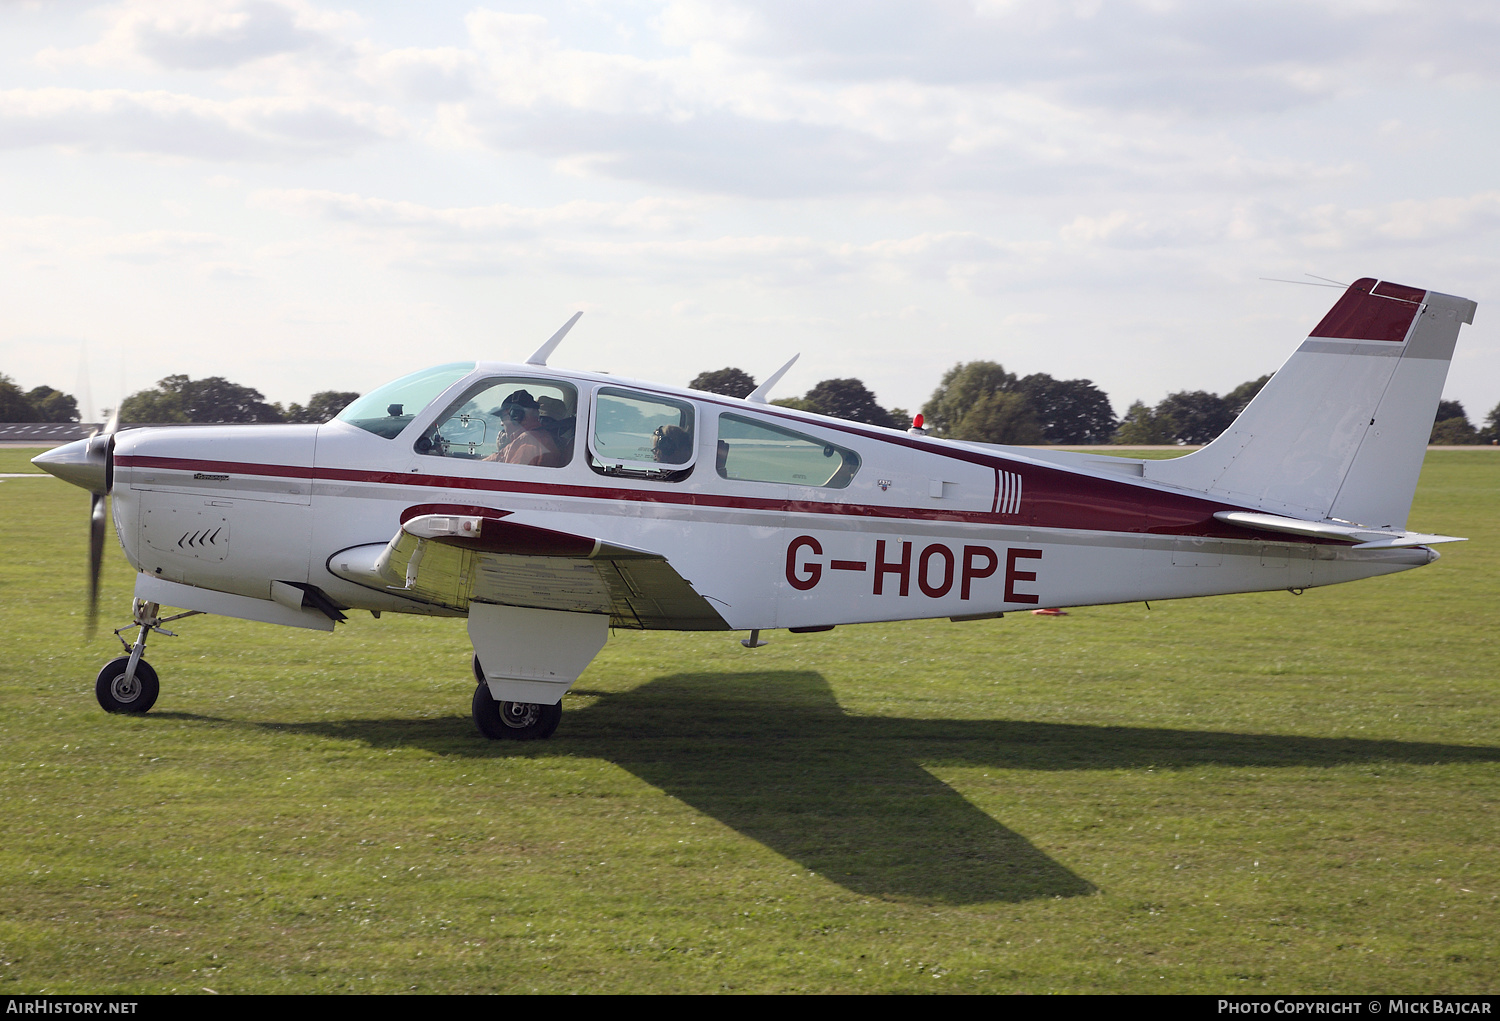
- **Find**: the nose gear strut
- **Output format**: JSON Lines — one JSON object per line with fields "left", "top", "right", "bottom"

{"left": 96, "top": 599, "right": 202, "bottom": 714}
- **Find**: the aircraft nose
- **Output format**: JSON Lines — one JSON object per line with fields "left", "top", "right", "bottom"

{"left": 32, "top": 437, "right": 108, "bottom": 494}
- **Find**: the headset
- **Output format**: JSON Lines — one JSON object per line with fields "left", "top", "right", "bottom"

{"left": 499, "top": 389, "right": 536, "bottom": 423}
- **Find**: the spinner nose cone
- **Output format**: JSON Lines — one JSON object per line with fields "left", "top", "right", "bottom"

{"left": 32, "top": 437, "right": 108, "bottom": 494}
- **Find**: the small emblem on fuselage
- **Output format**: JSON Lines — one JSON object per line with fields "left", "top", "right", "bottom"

{"left": 877, "top": 479, "right": 892, "bottom": 491}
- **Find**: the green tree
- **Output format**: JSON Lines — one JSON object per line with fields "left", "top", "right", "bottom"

{"left": 118, "top": 377, "right": 190, "bottom": 422}
{"left": 1156, "top": 390, "right": 1233, "bottom": 445}
{"left": 0, "top": 373, "right": 35, "bottom": 421}
{"left": 1114, "top": 400, "right": 1176, "bottom": 444}
{"left": 1433, "top": 400, "right": 1466, "bottom": 423}
{"left": 950, "top": 391, "right": 1043, "bottom": 444}
{"left": 921, "top": 361, "right": 1018, "bottom": 437}
{"left": 803, "top": 378, "right": 896, "bottom": 428}
{"left": 281, "top": 391, "right": 361, "bottom": 424}
{"left": 1480, "top": 401, "right": 1500, "bottom": 443}
{"left": 1014, "top": 373, "right": 1116, "bottom": 444}
{"left": 1430, "top": 400, "right": 1478, "bottom": 444}
{"left": 120, "top": 375, "right": 283, "bottom": 424}
{"left": 689, "top": 367, "right": 757, "bottom": 399}
{"left": 1430, "top": 418, "right": 1478, "bottom": 444}
{"left": 25, "top": 386, "right": 80, "bottom": 422}
{"left": 1224, "top": 373, "right": 1273, "bottom": 415}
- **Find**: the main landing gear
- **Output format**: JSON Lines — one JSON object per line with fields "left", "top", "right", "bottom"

{"left": 470, "top": 655, "right": 562, "bottom": 741}
{"left": 96, "top": 599, "right": 200, "bottom": 714}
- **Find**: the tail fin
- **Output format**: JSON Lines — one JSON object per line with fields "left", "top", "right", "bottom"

{"left": 1145, "top": 278, "right": 1476, "bottom": 529}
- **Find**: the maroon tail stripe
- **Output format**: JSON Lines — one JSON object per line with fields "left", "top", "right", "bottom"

{"left": 1310, "top": 277, "right": 1422, "bottom": 343}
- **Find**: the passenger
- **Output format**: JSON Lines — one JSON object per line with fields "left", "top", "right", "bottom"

{"left": 652, "top": 424, "right": 692, "bottom": 465}
{"left": 484, "top": 390, "right": 562, "bottom": 467}
{"left": 537, "top": 394, "right": 576, "bottom": 465}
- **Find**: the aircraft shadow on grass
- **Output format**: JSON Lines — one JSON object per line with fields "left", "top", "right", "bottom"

{"left": 168, "top": 670, "right": 1500, "bottom": 906}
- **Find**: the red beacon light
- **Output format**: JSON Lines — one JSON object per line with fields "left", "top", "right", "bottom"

{"left": 907, "top": 413, "right": 927, "bottom": 436}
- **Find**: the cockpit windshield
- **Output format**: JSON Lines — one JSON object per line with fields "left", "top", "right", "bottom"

{"left": 334, "top": 363, "right": 475, "bottom": 439}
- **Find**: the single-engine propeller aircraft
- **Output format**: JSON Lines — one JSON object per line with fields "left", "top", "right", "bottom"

{"left": 35, "top": 278, "right": 1475, "bottom": 739}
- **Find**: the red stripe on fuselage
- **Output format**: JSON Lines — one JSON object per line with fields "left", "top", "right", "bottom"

{"left": 116, "top": 453, "right": 1334, "bottom": 545}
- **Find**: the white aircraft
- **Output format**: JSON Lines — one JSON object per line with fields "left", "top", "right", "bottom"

{"left": 35, "top": 278, "right": 1475, "bottom": 740}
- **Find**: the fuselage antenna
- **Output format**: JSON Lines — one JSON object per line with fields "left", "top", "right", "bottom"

{"left": 526, "top": 312, "right": 584, "bottom": 366}
{"left": 747, "top": 353, "right": 800, "bottom": 404}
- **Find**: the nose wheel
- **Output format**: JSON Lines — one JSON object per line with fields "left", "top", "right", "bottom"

{"left": 96, "top": 656, "right": 160, "bottom": 713}
{"left": 470, "top": 655, "right": 562, "bottom": 740}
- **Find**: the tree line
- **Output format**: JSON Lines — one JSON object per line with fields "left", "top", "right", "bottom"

{"left": 693, "top": 365, "right": 1500, "bottom": 445}
{"left": 115, "top": 375, "right": 359, "bottom": 425}
{"left": 0, "top": 372, "right": 359, "bottom": 426}
{"left": 7, "top": 366, "right": 1499, "bottom": 445}
{"left": 0, "top": 374, "right": 80, "bottom": 423}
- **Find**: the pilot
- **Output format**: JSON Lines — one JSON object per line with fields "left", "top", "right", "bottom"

{"left": 484, "top": 390, "right": 562, "bottom": 467}
{"left": 652, "top": 424, "right": 692, "bottom": 465}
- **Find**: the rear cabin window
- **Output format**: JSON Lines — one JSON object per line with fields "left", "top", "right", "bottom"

{"left": 588, "top": 388, "right": 696, "bottom": 481}
{"left": 717, "top": 414, "right": 860, "bottom": 488}
{"left": 417, "top": 378, "right": 578, "bottom": 467}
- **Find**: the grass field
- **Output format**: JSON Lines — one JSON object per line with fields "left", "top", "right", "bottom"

{"left": 1, "top": 447, "right": 1496, "bottom": 994}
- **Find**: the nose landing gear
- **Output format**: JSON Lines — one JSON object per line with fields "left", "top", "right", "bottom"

{"left": 96, "top": 599, "right": 201, "bottom": 714}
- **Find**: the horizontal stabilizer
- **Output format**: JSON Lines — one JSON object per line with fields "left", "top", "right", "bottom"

{"left": 1214, "top": 510, "right": 1466, "bottom": 549}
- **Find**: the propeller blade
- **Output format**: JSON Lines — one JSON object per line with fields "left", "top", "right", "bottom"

{"left": 35, "top": 408, "right": 121, "bottom": 637}
{"left": 88, "top": 492, "right": 105, "bottom": 636}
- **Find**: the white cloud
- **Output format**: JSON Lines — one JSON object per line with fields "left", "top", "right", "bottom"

{"left": 718, "top": 0, "right": 1500, "bottom": 107}
{"left": 358, "top": 46, "right": 478, "bottom": 103}
{"left": 0, "top": 87, "right": 403, "bottom": 159}
{"left": 37, "top": 0, "right": 358, "bottom": 71}
{"left": 248, "top": 187, "right": 1040, "bottom": 288}
{"left": 251, "top": 188, "right": 706, "bottom": 238}
{"left": 93, "top": 228, "right": 225, "bottom": 262}
{"left": 3, "top": 3, "right": 1497, "bottom": 418}
{"left": 1296, "top": 192, "right": 1500, "bottom": 249}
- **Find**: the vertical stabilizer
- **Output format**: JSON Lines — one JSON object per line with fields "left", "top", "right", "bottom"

{"left": 1144, "top": 278, "right": 1476, "bottom": 529}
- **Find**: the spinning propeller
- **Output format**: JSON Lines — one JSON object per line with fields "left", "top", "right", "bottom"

{"left": 32, "top": 409, "right": 118, "bottom": 634}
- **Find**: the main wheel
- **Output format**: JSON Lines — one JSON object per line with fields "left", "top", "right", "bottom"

{"left": 471, "top": 682, "right": 561, "bottom": 741}
{"left": 95, "top": 656, "right": 160, "bottom": 714}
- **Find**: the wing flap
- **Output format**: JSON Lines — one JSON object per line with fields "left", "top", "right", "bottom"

{"left": 331, "top": 511, "right": 729, "bottom": 630}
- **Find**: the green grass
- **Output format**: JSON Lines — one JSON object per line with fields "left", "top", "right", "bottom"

{"left": 1, "top": 449, "right": 1496, "bottom": 993}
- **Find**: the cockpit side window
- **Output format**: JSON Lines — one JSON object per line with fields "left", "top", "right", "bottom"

{"left": 588, "top": 388, "right": 696, "bottom": 481}
{"left": 716, "top": 414, "right": 860, "bottom": 488}
{"left": 416, "top": 378, "right": 578, "bottom": 467}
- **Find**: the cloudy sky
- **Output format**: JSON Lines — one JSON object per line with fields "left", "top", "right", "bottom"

{"left": 3, "top": 0, "right": 1498, "bottom": 426}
